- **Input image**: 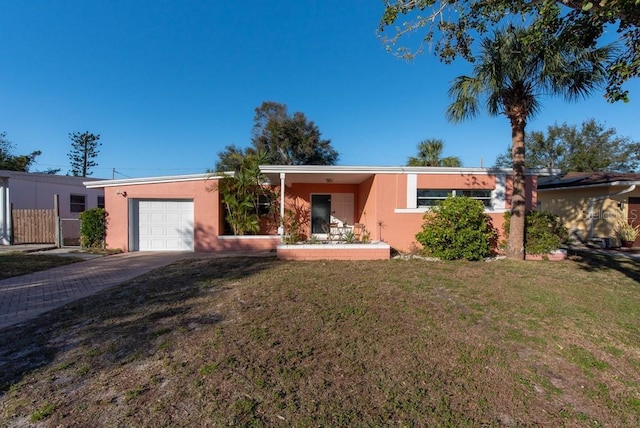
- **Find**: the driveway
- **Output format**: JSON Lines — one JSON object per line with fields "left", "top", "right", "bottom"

{"left": 0, "top": 251, "right": 265, "bottom": 331}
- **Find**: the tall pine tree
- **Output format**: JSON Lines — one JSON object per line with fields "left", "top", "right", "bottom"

{"left": 68, "top": 132, "right": 101, "bottom": 177}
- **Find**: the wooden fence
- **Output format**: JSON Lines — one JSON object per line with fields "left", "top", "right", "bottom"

{"left": 11, "top": 209, "right": 56, "bottom": 244}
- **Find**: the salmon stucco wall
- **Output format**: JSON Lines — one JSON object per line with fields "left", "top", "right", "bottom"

{"left": 357, "top": 176, "right": 377, "bottom": 239}
{"left": 101, "top": 170, "right": 541, "bottom": 254}
{"left": 104, "top": 178, "right": 219, "bottom": 252}
{"left": 277, "top": 172, "right": 536, "bottom": 253}
{"left": 366, "top": 173, "right": 512, "bottom": 252}
{"left": 285, "top": 183, "right": 361, "bottom": 239}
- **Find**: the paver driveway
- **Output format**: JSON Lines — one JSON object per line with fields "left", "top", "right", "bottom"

{"left": 0, "top": 251, "right": 260, "bottom": 330}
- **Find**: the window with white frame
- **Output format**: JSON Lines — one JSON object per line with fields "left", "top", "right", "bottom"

{"left": 417, "top": 189, "right": 493, "bottom": 208}
{"left": 70, "top": 194, "right": 86, "bottom": 213}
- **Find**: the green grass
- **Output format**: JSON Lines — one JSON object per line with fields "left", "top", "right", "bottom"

{"left": 0, "top": 254, "right": 639, "bottom": 426}
{"left": 29, "top": 403, "right": 55, "bottom": 422}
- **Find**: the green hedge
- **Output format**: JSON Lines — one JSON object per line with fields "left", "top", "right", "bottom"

{"left": 79, "top": 208, "right": 107, "bottom": 249}
{"left": 415, "top": 196, "right": 496, "bottom": 261}
{"left": 503, "top": 210, "right": 568, "bottom": 255}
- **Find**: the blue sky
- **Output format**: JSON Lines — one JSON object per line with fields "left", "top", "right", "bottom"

{"left": 1, "top": 0, "right": 638, "bottom": 179}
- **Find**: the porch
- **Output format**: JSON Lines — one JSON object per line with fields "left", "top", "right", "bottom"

{"left": 277, "top": 242, "right": 391, "bottom": 261}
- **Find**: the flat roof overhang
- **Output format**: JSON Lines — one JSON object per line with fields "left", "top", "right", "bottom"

{"left": 260, "top": 165, "right": 555, "bottom": 187}
{"left": 84, "top": 165, "right": 558, "bottom": 189}
{"left": 537, "top": 181, "right": 640, "bottom": 192}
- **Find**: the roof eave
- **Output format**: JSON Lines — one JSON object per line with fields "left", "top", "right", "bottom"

{"left": 538, "top": 180, "right": 640, "bottom": 192}
{"left": 259, "top": 165, "right": 559, "bottom": 176}
{"left": 83, "top": 173, "right": 224, "bottom": 188}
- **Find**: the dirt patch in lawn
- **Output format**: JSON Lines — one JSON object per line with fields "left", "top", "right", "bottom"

{"left": 1, "top": 255, "right": 639, "bottom": 426}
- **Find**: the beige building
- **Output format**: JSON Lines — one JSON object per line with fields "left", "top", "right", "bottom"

{"left": 538, "top": 172, "right": 640, "bottom": 246}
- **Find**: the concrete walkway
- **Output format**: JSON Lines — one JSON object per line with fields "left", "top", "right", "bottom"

{"left": 564, "top": 244, "right": 640, "bottom": 261}
{"left": 0, "top": 251, "right": 273, "bottom": 331}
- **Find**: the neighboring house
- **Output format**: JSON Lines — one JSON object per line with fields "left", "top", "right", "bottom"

{"left": 538, "top": 172, "right": 640, "bottom": 246}
{"left": 84, "top": 165, "right": 547, "bottom": 255}
{"left": 1, "top": 170, "right": 105, "bottom": 245}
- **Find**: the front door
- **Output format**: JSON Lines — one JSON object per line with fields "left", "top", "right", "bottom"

{"left": 311, "top": 194, "right": 331, "bottom": 234}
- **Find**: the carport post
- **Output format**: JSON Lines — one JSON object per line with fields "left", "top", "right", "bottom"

{"left": 54, "top": 194, "right": 61, "bottom": 248}
{"left": 278, "top": 172, "right": 285, "bottom": 237}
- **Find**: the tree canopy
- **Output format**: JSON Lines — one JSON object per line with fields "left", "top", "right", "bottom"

{"left": 446, "top": 26, "right": 610, "bottom": 259}
{"left": 0, "top": 132, "right": 42, "bottom": 172}
{"left": 406, "top": 138, "right": 462, "bottom": 166}
{"left": 215, "top": 151, "right": 276, "bottom": 236}
{"left": 68, "top": 131, "right": 101, "bottom": 177}
{"left": 378, "top": 0, "right": 639, "bottom": 102}
{"left": 216, "top": 101, "right": 338, "bottom": 171}
{"left": 215, "top": 144, "right": 256, "bottom": 173}
{"left": 494, "top": 119, "right": 640, "bottom": 172}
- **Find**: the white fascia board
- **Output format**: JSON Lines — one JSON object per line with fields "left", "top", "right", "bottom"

{"left": 537, "top": 181, "right": 640, "bottom": 192}
{"left": 84, "top": 173, "right": 225, "bottom": 188}
{"left": 259, "top": 165, "right": 558, "bottom": 176}
{"left": 82, "top": 165, "right": 561, "bottom": 189}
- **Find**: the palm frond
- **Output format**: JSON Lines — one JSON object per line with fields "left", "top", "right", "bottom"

{"left": 446, "top": 76, "right": 482, "bottom": 122}
{"left": 447, "top": 26, "right": 612, "bottom": 125}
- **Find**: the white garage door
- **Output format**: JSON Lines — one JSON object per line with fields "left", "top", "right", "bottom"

{"left": 136, "top": 200, "right": 194, "bottom": 251}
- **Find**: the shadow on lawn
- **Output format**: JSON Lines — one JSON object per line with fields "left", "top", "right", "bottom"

{"left": 0, "top": 256, "right": 276, "bottom": 393}
{"left": 568, "top": 249, "right": 640, "bottom": 284}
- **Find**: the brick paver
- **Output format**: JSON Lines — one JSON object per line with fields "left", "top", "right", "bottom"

{"left": 0, "top": 252, "right": 219, "bottom": 330}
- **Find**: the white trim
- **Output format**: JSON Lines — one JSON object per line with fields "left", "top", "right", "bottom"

{"left": 83, "top": 166, "right": 559, "bottom": 189}
{"left": 491, "top": 174, "right": 507, "bottom": 210}
{"left": 394, "top": 208, "right": 431, "bottom": 214}
{"left": 278, "top": 242, "right": 389, "bottom": 250}
{"left": 406, "top": 174, "right": 417, "bottom": 209}
{"left": 394, "top": 207, "right": 508, "bottom": 214}
{"left": 279, "top": 172, "right": 285, "bottom": 236}
{"left": 0, "top": 177, "right": 10, "bottom": 245}
{"left": 260, "top": 165, "right": 556, "bottom": 176}
{"left": 538, "top": 180, "right": 640, "bottom": 192}
{"left": 218, "top": 235, "right": 281, "bottom": 240}
{"left": 84, "top": 173, "right": 222, "bottom": 188}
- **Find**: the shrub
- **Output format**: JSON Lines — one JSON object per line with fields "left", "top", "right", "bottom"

{"left": 415, "top": 196, "right": 496, "bottom": 260}
{"left": 79, "top": 208, "right": 107, "bottom": 249}
{"left": 503, "top": 210, "right": 568, "bottom": 255}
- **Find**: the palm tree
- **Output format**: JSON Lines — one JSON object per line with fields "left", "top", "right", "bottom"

{"left": 447, "top": 27, "right": 611, "bottom": 260}
{"left": 407, "top": 138, "right": 462, "bottom": 167}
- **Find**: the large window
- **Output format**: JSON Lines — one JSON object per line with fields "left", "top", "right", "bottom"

{"left": 456, "top": 189, "right": 492, "bottom": 207}
{"left": 417, "top": 189, "right": 492, "bottom": 208}
{"left": 417, "top": 190, "right": 452, "bottom": 207}
{"left": 70, "top": 194, "right": 86, "bottom": 213}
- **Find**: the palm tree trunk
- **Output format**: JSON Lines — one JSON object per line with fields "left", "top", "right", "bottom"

{"left": 507, "top": 119, "right": 526, "bottom": 260}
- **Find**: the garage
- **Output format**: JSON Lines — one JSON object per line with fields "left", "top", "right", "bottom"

{"left": 133, "top": 199, "right": 194, "bottom": 251}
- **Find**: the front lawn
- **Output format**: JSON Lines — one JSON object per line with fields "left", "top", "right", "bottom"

{"left": 0, "top": 255, "right": 639, "bottom": 426}
{"left": 0, "top": 253, "right": 82, "bottom": 280}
